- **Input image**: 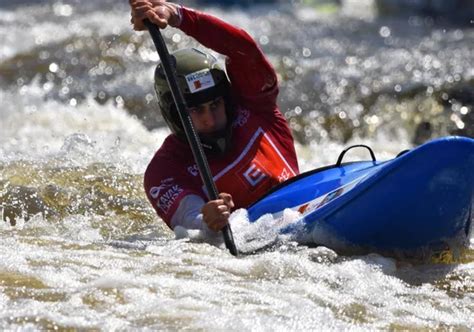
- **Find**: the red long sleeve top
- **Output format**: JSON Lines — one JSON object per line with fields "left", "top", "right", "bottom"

{"left": 144, "top": 7, "right": 299, "bottom": 228}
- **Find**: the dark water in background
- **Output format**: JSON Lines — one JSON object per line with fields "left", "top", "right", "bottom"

{"left": 0, "top": 1, "right": 473, "bottom": 330}
{"left": 1, "top": 0, "right": 473, "bottom": 144}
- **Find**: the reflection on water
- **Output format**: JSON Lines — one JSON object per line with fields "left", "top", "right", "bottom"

{"left": 0, "top": 1, "right": 472, "bottom": 142}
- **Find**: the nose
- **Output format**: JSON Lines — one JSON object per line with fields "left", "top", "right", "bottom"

{"left": 200, "top": 106, "right": 217, "bottom": 129}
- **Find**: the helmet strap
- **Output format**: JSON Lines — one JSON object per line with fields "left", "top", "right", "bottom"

{"left": 199, "top": 127, "right": 233, "bottom": 156}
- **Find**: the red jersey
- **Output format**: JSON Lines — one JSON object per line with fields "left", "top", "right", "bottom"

{"left": 144, "top": 7, "right": 299, "bottom": 228}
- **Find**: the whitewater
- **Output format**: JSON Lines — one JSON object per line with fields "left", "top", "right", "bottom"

{"left": 0, "top": 0, "right": 473, "bottom": 330}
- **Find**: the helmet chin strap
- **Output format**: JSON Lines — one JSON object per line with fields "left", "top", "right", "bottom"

{"left": 199, "top": 129, "right": 231, "bottom": 155}
{"left": 216, "top": 137, "right": 227, "bottom": 152}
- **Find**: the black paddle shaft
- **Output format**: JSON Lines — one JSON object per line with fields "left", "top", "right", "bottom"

{"left": 143, "top": 20, "right": 238, "bottom": 256}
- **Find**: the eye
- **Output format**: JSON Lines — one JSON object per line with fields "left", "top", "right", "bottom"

{"left": 211, "top": 97, "right": 223, "bottom": 110}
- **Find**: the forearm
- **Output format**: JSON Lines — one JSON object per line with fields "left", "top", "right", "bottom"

{"left": 170, "top": 194, "right": 207, "bottom": 231}
{"left": 177, "top": 6, "right": 277, "bottom": 97}
{"left": 178, "top": 7, "right": 260, "bottom": 60}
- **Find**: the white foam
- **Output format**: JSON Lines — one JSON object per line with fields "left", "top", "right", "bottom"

{"left": 0, "top": 81, "right": 169, "bottom": 172}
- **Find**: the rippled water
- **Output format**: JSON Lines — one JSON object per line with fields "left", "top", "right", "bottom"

{"left": 0, "top": 0, "right": 473, "bottom": 330}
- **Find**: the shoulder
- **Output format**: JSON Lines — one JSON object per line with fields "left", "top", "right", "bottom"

{"left": 144, "top": 135, "right": 194, "bottom": 186}
{"left": 149, "top": 134, "right": 193, "bottom": 165}
{"left": 231, "top": 98, "right": 285, "bottom": 131}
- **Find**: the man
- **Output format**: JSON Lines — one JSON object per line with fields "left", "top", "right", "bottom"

{"left": 130, "top": 0, "right": 299, "bottom": 234}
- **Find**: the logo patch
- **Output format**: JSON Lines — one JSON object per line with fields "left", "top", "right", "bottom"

{"left": 149, "top": 178, "right": 174, "bottom": 199}
{"left": 243, "top": 163, "right": 267, "bottom": 187}
{"left": 185, "top": 69, "right": 215, "bottom": 93}
{"left": 157, "top": 185, "right": 184, "bottom": 214}
{"left": 295, "top": 174, "right": 371, "bottom": 215}
{"left": 278, "top": 168, "right": 291, "bottom": 182}
{"left": 232, "top": 108, "right": 250, "bottom": 128}
{"left": 187, "top": 164, "right": 199, "bottom": 177}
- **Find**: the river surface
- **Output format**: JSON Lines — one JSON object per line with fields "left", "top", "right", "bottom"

{"left": 0, "top": 0, "right": 473, "bottom": 330}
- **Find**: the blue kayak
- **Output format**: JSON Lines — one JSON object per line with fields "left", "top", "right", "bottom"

{"left": 247, "top": 136, "right": 473, "bottom": 255}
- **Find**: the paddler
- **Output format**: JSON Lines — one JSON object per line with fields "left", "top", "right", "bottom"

{"left": 129, "top": 0, "right": 299, "bottom": 234}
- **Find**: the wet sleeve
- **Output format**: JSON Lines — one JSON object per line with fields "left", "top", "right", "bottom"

{"left": 144, "top": 166, "right": 205, "bottom": 228}
{"left": 171, "top": 195, "right": 224, "bottom": 243}
{"left": 178, "top": 6, "right": 278, "bottom": 108}
{"left": 170, "top": 194, "right": 205, "bottom": 230}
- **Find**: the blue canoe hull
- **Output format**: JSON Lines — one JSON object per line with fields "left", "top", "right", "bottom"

{"left": 248, "top": 136, "right": 474, "bottom": 254}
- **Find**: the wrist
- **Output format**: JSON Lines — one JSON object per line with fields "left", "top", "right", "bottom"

{"left": 201, "top": 218, "right": 218, "bottom": 236}
{"left": 167, "top": 3, "right": 183, "bottom": 27}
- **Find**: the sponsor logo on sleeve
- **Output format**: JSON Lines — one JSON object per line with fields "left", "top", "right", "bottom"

{"left": 187, "top": 164, "right": 199, "bottom": 177}
{"left": 149, "top": 178, "right": 184, "bottom": 214}
{"left": 149, "top": 178, "right": 174, "bottom": 199}
{"left": 232, "top": 108, "right": 250, "bottom": 128}
{"left": 157, "top": 185, "right": 184, "bottom": 214}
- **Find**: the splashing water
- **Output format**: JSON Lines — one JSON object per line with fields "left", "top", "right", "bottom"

{"left": 0, "top": 0, "right": 473, "bottom": 330}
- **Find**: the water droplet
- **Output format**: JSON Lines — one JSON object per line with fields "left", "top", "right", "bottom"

{"left": 379, "top": 26, "right": 391, "bottom": 38}
{"left": 259, "top": 35, "right": 269, "bottom": 45}
{"left": 61, "top": 86, "right": 70, "bottom": 95}
{"left": 345, "top": 56, "right": 357, "bottom": 65}
{"left": 116, "top": 96, "right": 124, "bottom": 108}
{"left": 43, "top": 82, "right": 54, "bottom": 91}
{"left": 39, "top": 51, "right": 50, "bottom": 60}
{"left": 145, "top": 93, "right": 154, "bottom": 103}
{"left": 49, "top": 63, "right": 59, "bottom": 73}
{"left": 53, "top": 3, "right": 73, "bottom": 17}
{"left": 453, "top": 29, "right": 464, "bottom": 40}
{"left": 172, "top": 33, "right": 181, "bottom": 43}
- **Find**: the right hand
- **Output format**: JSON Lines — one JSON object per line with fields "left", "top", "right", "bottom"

{"left": 129, "top": 0, "right": 180, "bottom": 31}
{"left": 201, "top": 193, "right": 235, "bottom": 232}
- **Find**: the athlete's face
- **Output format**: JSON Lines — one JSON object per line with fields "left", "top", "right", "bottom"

{"left": 188, "top": 96, "right": 227, "bottom": 134}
